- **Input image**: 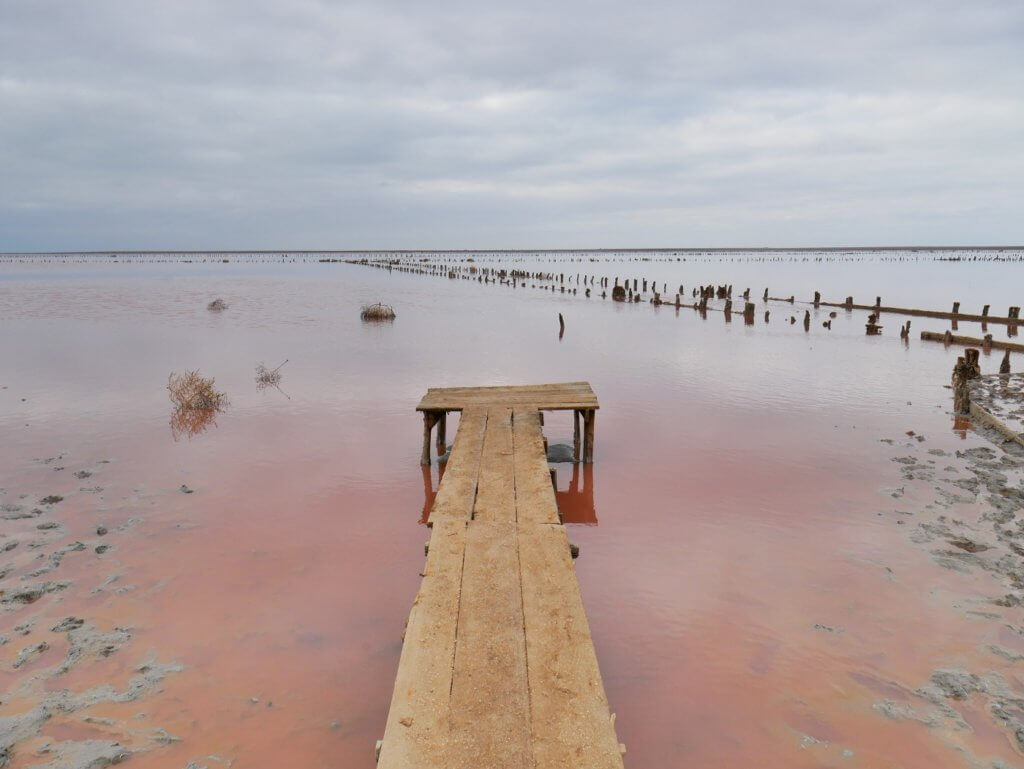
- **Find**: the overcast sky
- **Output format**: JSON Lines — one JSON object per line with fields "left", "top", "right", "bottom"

{"left": 2, "top": 0, "right": 1023, "bottom": 250}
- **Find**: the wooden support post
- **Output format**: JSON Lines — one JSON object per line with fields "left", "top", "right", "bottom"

{"left": 813, "top": 291, "right": 820, "bottom": 307}
{"left": 952, "top": 301, "right": 961, "bottom": 315}
{"left": 983, "top": 304, "right": 990, "bottom": 317}
{"left": 1001, "top": 350, "right": 1011, "bottom": 374}
{"left": 582, "top": 410, "right": 596, "bottom": 464}
{"left": 573, "top": 409, "right": 581, "bottom": 462}
{"left": 436, "top": 411, "right": 447, "bottom": 453}
{"left": 421, "top": 411, "right": 438, "bottom": 465}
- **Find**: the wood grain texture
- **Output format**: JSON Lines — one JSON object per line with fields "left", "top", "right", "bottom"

{"left": 512, "top": 409, "right": 560, "bottom": 525}
{"left": 381, "top": 392, "right": 621, "bottom": 768}
{"left": 417, "top": 382, "right": 598, "bottom": 412}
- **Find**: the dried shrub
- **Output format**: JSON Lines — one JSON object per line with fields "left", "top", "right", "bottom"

{"left": 255, "top": 359, "right": 288, "bottom": 390}
{"left": 168, "top": 371, "right": 227, "bottom": 411}
{"left": 207, "top": 298, "right": 228, "bottom": 311}
{"left": 360, "top": 302, "right": 396, "bottom": 321}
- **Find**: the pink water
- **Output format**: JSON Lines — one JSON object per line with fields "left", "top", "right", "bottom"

{"left": 1, "top": 252, "right": 1023, "bottom": 768}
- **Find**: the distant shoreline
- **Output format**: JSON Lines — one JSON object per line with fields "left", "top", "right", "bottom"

{"left": 3, "top": 245, "right": 1024, "bottom": 256}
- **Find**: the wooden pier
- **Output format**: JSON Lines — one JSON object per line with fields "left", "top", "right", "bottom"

{"left": 417, "top": 382, "right": 599, "bottom": 465}
{"left": 378, "top": 383, "right": 624, "bottom": 769}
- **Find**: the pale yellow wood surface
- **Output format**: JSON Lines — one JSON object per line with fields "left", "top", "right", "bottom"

{"left": 512, "top": 409, "right": 560, "bottom": 525}
{"left": 473, "top": 407, "right": 516, "bottom": 522}
{"left": 381, "top": 394, "right": 621, "bottom": 768}
{"left": 428, "top": 407, "right": 488, "bottom": 522}
{"left": 377, "top": 516, "right": 467, "bottom": 769}
{"left": 518, "top": 523, "right": 625, "bottom": 769}
{"left": 447, "top": 520, "right": 532, "bottom": 768}
{"left": 417, "top": 382, "right": 598, "bottom": 412}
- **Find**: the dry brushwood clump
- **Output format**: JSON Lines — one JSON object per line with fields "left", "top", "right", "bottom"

{"left": 167, "top": 371, "right": 227, "bottom": 411}
{"left": 255, "top": 359, "right": 288, "bottom": 389}
{"left": 360, "top": 302, "right": 396, "bottom": 321}
{"left": 207, "top": 298, "right": 228, "bottom": 311}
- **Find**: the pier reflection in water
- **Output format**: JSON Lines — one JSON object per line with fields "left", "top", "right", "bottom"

{"left": 419, "top": 459, "right": 597, "bottom": 526}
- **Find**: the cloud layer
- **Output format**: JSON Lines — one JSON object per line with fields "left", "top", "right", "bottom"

{"left": 2, "top": 0, "right": 1023, "bottom": 249}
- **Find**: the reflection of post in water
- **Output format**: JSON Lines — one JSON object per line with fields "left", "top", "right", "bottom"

{"left": 555, "top": 463, "right": 597, "bottom": 525}
{"left": 419, "top": 462, "right": 447, "bottom": 525}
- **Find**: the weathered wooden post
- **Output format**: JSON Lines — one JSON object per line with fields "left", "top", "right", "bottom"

{"left": 763, "top": 288, "right": 769, "bottom": 301}
{"left": 983, "top": 333, "right": 993, "bottom": 352}
{"left": 845, "top": 296, "right": 853, "bottom": 309}
{"left": 803, "top": 310, "right": 810, "bottom": 331}
{"left": 421, "top": 412, "right": 439, "bottom": 465}
{"left": 813, "top": 291, "right": 821, "bottom": 307}
{"left": 559, "top": 313, "right": 565, "bottom": 334}
{"left": 436, "top": 411, "right": 447, "bottom": 454}
{"left": 875, "top": 296, "right": 882, "bottom": 309}
{"left": 743, "top": 302, "right": 755, "bottom": 324}
{"left": 573, "top": 409, "right": 581, "bottom": 461}
{"left": 983, "top": 304, "right": 990, "bottom": 317}
{"left": 724, "top": 299, "right": 732, "bottom": 314}
{"left": 1001, "top": 350, "right": 1012, "bottom": 374}
{"left": 965, "top": 347, "right": 981, "bottom": 377}
{"left": 764, "top": 310, "right": 770, "bottom": 322}
{"left": 952, "top": 356, "right": 971, "bottom": 414}
{"left": 943, "top": 329, "right": 953, "bottom": 344}
{"left": 952, "top": 301, "right": 961, "bottom": 315}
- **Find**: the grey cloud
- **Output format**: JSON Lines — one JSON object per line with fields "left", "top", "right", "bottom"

{"left": 1, "top": 0, "right": 1023, "bottom": 249}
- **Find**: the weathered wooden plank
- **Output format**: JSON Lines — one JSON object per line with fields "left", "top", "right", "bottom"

{"left": 920, "top": 330, "right": 1024, "bottom": 353}
{"left": 429, "top": 408, "right": 488, "bottom": 522}
{"left": 447, "top": 520, "right": 531, "bottom": 768}
{"left": 518, "top": 523, "right": 624, "bottom": 769}
{"left": 418, "top": 382, "right": 598, "bottom": 412}
{"left": 377, "top": 517, "right": 467, "bottom": 769}
{"left": 512, "top": 409, "right": 560, "bottom": 525}
{"left": 473, "top": 407, "right": 516, "bottom": 522}
{"left": 384, "top": 387, "right": 619, "bottom": 768}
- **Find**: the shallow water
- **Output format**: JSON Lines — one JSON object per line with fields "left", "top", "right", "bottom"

{"left": 1, "top": 252, "right": 1023, "bottom": 768}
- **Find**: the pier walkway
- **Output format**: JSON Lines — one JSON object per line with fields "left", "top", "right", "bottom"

{"left": 377, "top": 383, "right": 624, "bottom": 768}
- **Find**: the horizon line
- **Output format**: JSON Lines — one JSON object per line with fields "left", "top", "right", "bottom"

{"left": 3, "top": 245, "right": 1024, "bottom": 256}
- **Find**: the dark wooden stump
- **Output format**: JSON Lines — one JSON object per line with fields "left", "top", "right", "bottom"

{"left": 952, "top": 356, "right": 972, "bottom": 414}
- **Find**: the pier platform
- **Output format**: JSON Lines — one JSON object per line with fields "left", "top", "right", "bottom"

{"left": 377, "top": 384, "right": 623, "bottom": 768}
